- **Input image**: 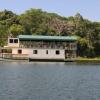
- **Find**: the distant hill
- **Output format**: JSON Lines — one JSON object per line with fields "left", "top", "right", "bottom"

{"left": 0, "top": 8, "right": 100, "bottom": 57}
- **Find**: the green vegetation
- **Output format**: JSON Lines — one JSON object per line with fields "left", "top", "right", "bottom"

{"left": 76, "top": 57, "right": 100, "bottom": 63}
{"left": 0, "top": 9, "right": 100, "bottom": 57}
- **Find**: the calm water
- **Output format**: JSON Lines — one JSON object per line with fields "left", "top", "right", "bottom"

{"left": 0, "top": 62, "right": 100, "bottom": 100}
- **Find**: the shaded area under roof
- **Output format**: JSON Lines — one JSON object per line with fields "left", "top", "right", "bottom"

{"left": 17, "top": 35, "right": 78, "bottom": 41}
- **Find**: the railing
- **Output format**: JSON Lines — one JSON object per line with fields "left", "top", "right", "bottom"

{"left": 0, "top": 53, "right": 28, "bottom": 59}
{"left": 19, "top": 42, "right": 77, "bottom": 50}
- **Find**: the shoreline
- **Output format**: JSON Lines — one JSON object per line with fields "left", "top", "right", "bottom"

{"left": 75, "top": 57, "right": 100, "bottom": 63}
{"left": 0, "top": 57, "right": 100, "bottom": 63}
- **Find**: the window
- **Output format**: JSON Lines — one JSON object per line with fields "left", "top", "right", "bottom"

{"left": 33, "top": 50, "right": 38, "bottom": 54}
{"left": 14, "top": 39, "right": 18, "bottom": 43}
{"left": 18, "top": 49, "right": 22, "bottom": 54}
{"left": 9, "top": 39, "right": 13, "bottom": 43}
{"left": 46, "top": 50, "right": 48, "bottom": 54}
{"left": 56, "top": 50, "right": 60, "bottom": 55}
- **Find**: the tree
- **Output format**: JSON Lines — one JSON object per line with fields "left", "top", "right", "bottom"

{"left": 9, "top": 24, "right": 25, "bottom": 37}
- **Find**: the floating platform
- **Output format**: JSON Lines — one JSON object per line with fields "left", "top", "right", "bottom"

{"left": 29, "top": 58, "right": 76, "bottom": 62}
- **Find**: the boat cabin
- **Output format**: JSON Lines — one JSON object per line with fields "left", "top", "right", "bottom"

{"left": 3, "top": 35, "right": 77, "bottom": 61}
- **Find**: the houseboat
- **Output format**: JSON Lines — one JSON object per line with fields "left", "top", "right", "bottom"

{"left": 3, "top": 35, "right": 77, "bottom": 61}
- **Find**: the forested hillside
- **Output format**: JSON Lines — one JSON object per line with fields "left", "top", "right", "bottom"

{"left": 0, "top": 8, "right": 100, "bottom": 57}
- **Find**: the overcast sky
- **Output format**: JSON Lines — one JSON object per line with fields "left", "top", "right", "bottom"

{"left": 0, "top": 0, "right": 100, "bottom": 21}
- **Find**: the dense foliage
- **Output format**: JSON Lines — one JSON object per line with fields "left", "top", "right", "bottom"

{"left": 0, "top": 9, "right": 100, "bottom": 57}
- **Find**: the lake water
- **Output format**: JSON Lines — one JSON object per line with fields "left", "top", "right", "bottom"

{"left": 0, "top": 62, "right": 100, "bottom": 100}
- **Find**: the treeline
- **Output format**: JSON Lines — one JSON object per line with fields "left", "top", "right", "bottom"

{"left": 0, "top": 8, "right": 100, "bottom": 57}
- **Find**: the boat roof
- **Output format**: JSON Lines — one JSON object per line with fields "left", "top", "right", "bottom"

{"left": 17, "top": 35, "right": 78, "bottom": 41}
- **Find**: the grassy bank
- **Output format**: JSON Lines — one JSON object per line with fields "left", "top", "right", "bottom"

{"left": 76, "top": 57, "right": 100, "bottom": 63}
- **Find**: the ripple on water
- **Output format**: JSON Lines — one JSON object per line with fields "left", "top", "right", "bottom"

{"left": 0, "top": 62, "right": 100, "bottom": 100}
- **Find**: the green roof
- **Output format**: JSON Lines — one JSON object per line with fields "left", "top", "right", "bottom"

{"left": 18, "top": 35, "right": 78, "bottom": 41}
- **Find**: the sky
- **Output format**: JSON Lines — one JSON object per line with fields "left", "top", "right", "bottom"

{"left": 0, "top": 0, "right": 100, "bottom": 21}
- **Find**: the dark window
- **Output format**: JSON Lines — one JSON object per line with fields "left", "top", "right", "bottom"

{"left": 14, "top": 39, "right": 18, "bottom": 43}
{"left": 33, "top": 50, "right": 38, "bottom": 54}
{"left": 9, "top": 39, "right": 13, "bottom": 43}
{"left": 18, "top": 50, "right": 22, "bottom": 54}
{"left": 46, "top": 50, "right": 48, "bottom": 54}
{"left": 56, "top": 50, "right": 60, "bottom": 55}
